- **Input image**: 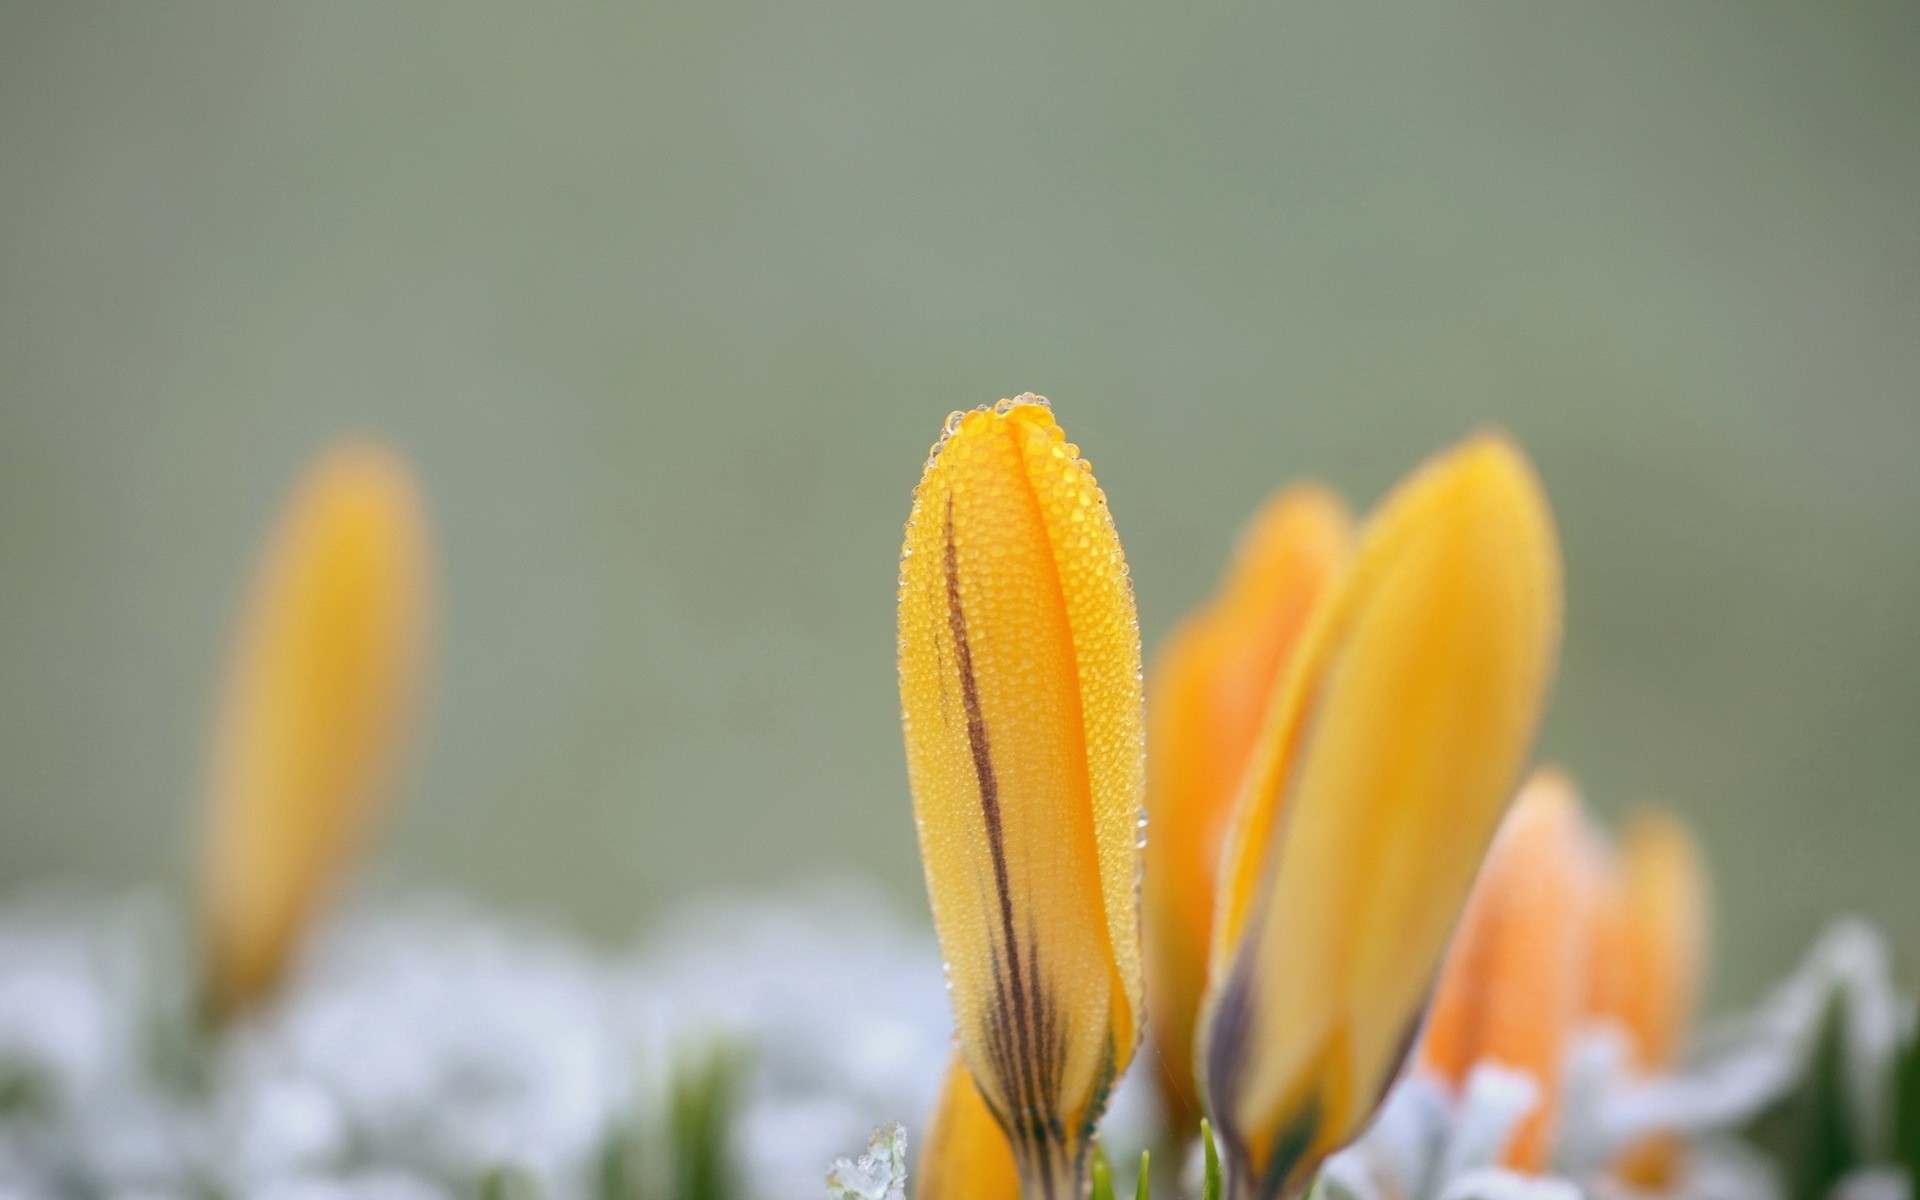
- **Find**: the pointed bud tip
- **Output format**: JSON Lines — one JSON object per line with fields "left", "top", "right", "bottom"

{"left": 924, "top": 396, "right": 1058, "bottom": 470}
{"left": 1430, "top": 430, "right": 1552, "bottom": 519}
{"left": 1515, "top": 765, "right": 1582, "bottom": 821}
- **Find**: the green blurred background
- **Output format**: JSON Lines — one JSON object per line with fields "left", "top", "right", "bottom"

{"left": 1, "top": 2, "right": 1915, "bottom": 1006}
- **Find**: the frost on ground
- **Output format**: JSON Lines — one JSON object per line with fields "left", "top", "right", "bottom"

{"left": 0, "top": 888, "right": 955, "bottom": 1200}
{"left": 0, "top": 891, "right": 1885, "bottom": 1200}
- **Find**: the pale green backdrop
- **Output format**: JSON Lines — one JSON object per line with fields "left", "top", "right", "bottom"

{"left": 1, "top": 1, "right": 1916, "bottom": 1005}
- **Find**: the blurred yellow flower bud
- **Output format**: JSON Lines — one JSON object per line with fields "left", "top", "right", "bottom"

{"left": 1198, "top": 433, "right": 1562, "bottom": 1200}
{"left": 1587, "top": 808, "right": 1710, "bottom": 1190}
{"left": 1143, "top": 485, "right": 1350, "bottom": 1129}
{"left": 898, "top": 398, "right": 1145, "bottom": 1200}
{"left": 200, "top": 440, "right": 432, "bottom": 1022}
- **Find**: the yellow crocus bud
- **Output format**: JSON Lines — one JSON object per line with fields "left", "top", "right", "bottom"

{"left": 919, "top": 1053, "right": 1023, "bottom": 1200}
{"left": 1198, "top": 433, "right": 1562, "bottom": 1200}
{"left": 200, "top": 440, "right": 433, "bottom": 1022}
{"left": 897, "top": 397, "right": 1145, "bottom": 1200}
{"left": 1416, "top": 769, "right": 1593, "bottom": 1173}
{"left": 1143, "top": 485, "right": 1350, "bottom": 1129}
{"left": 1587, "top": 809, "right": 1710, "bottom": 1190}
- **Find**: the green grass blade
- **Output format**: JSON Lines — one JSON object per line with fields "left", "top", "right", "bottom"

{"left": 1741, "top": 995, "right": 1857, "bottom": 1200}
{"left": 1090, "top": 1141, "right": 1115, "bottom": 1200}
{"left": 670, "top": 1044, "right": 744, "bottom": 1200}
{"left": 1896, "top": 1028, "right": 1920, "bottom": 1184}
{"left": 1201, "top": 1121, "right": 1223, "bottom": 1200}
{"left": 480, "top": 1167, "right": 543, "bottom": 1200}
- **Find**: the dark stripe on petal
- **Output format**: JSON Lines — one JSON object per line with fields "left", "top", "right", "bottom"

{"left": 944, "top": 496, "right": 1064, "bottom": 1182}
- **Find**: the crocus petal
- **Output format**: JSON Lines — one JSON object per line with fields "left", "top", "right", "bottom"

{"left": 1199, "top": 433, "right": 1563, "bottom": 1200}
{"left": 918, "top": 1053, "right": 1023, "bottom": 1200}
{"left": 1590, "top": 809, "right": 1710, "bottom": 1190}
{"left": 200, "top": 440, "right": 433, "bottom": 1021}
{"left": 1605, "top": 810, "right": 1710, "bottom": 1071}
{"left": 898, "top": 397, "right": 1145, "bottom": 1200}
{"left": 1417, "top": 769, "right": 1593, "bottom": 1173}
{"left": 1144, "top": 485, "right": 1350, "bottom": 1127}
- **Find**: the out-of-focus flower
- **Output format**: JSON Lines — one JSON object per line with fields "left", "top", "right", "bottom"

{"left": 1588, "top": 812, "right": 1710, "bottom": 1079}
{"left": 1584, "top": 918, "right": 1904, "bottom": 1200}
{"left": 199, "top": 441, "right": 433, "bottom": 1022}
{"left": 1416, "top": 770, "right": 1594, "bottom": 1173}
{"left": 1144, "top": 485, "right": 1350, "bottom": 1129}
{"left": 1327, "top": 801, "right": 1744, "bottom": 1200}
{"left": 1318, "top": 1067, "right": 1579, "bottom": 1200}
{"left": 897, "top": 397, "right": 1146, "bottom": 1200}
{"left": 1198, "top": 434, "right": 1563, "bottom": 1200}
{"left": 1586, "top": 810, "right": 1710, "bottom": 1191}
{"left": 916, "top": 1055, "right": 1020, "bottom": 1200}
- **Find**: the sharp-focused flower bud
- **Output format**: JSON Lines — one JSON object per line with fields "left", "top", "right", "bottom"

{"left": 897, "top": 397, "right": 1145, "bottom": 1200}
{"left": 1198, "top": 433, "right": 1563, "bottom": 1200}
{"left": 200, "top": 440, "right": 433, "bottom": 1022}
{"left": 1416, "top": 769, "right": 1593, "bottom": 1172}
{"left": 1587, "top": 808, "right": 1710, "bottom": 1190}
{"left": 1144, "top": 485, "right": 1350, "bottom": 1129}
{"left": 918, "top": 1053, "right": 1022, "bottom": 1200}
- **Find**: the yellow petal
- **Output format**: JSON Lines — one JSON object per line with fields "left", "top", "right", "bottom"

{"left": 1605, "top": 809, "right": 1709, "bottom": 1071}
{"left": 200, "top": 440, "right": 433, "bottom": 1021}
{"left": 1199, "top": 433, "right": 1562, "bottom": 1200}
{"left": 1144, "top": 485, "right": 1350, "bottom": 1128}
{"left": 1416, "top": 769, "right": 1592, "bottom": 1173}
{"left": 897, "top": 397, "right": 1145, "bottom": 1200}
{"left": 918, "top": 1052, "right": 1023, "bottom": 1200}
{"left": 1590, "top": 809, "right": 1710, "bottom": 1191}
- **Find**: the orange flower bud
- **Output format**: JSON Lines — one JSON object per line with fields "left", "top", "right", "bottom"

{"left": 1588, "top": 809, "right": 1710, "bottom": 1189}
{"left": 1418, "top": 769, "right": 1593, "bottom": 1172}
{"left": 1144, "top": 485, "right": 1349, "bottom": 1127}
